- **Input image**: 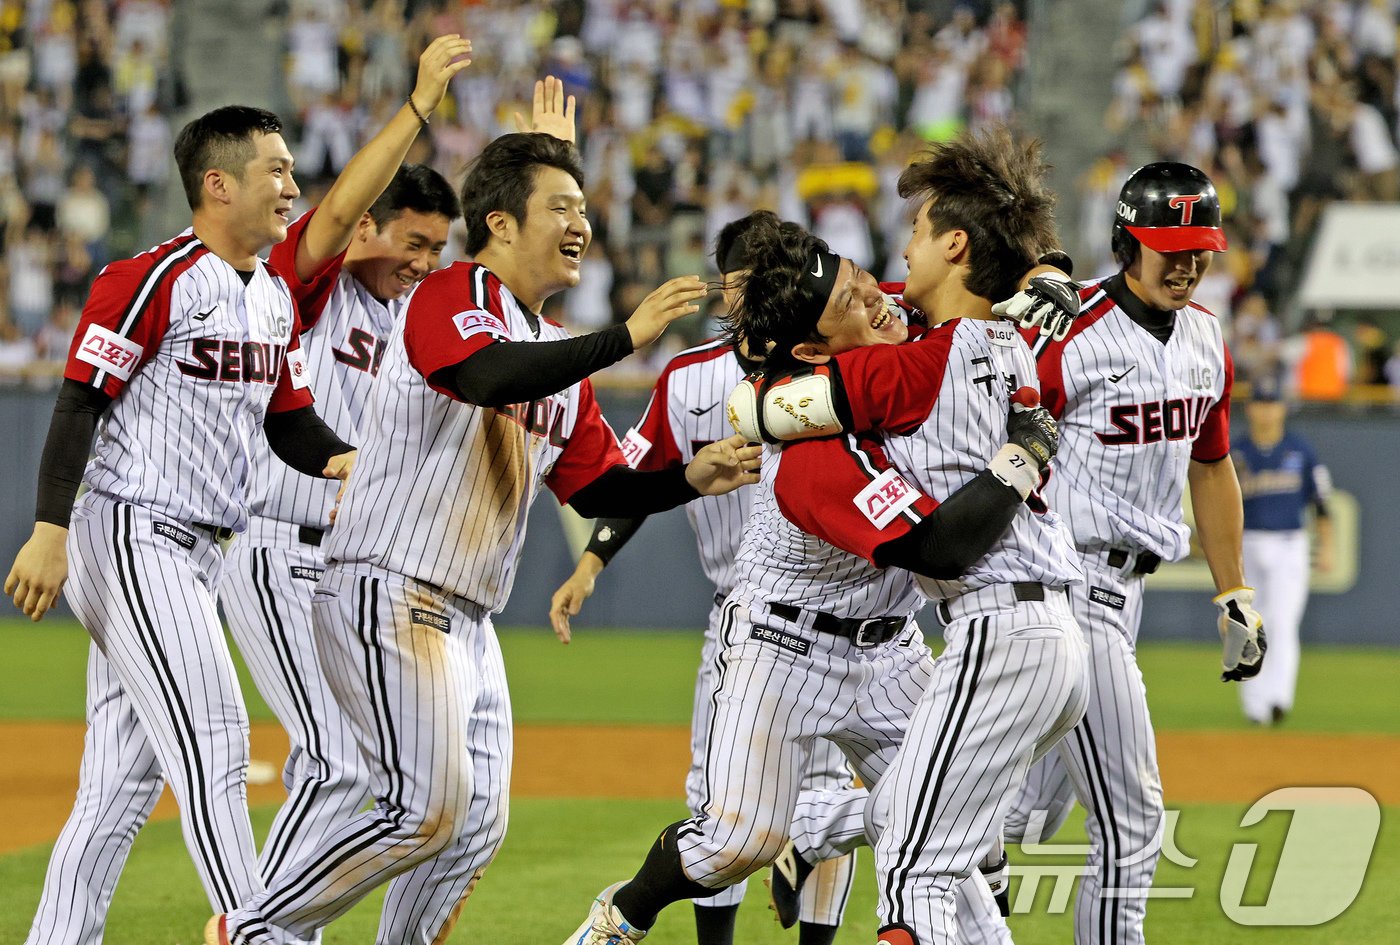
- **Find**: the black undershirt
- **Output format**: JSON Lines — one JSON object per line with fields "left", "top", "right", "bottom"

{"left": 873, "top": 470, "right": 1024, "bottom": 579}
{"left": 1102, "top": 272, "right": 1175, "bottom": 344}
{"left": 434, "top": 324, "right": 634, "bottom": 408}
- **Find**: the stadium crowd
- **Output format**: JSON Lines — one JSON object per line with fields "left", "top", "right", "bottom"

{"left": 0, "top": 0, "right": 1396, "bottom": 399}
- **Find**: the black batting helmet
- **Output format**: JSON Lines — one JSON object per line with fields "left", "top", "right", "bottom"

{"left": 1111, "top": 162, "right": 1227, "bottom": 268}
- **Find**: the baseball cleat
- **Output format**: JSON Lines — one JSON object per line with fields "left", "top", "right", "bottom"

{"left": 204, "top": 915, "right": 230, "bottom": 945}
{"left": 562, "top": 881, "right": 647, "bottom": 944}
{"left": 766, "top": 841, "right": 814, "bottom": 929}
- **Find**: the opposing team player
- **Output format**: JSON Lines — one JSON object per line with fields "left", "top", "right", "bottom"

{"left": 752, "top": 161, "right": 1266, "bottom": 945}
{"left": 564, "top": 132, "right": 1089, "bottom": 945}
{"left": 208, "top": 128, "right": 761, "bottom": 945}
{"left": 549, "top": 210, "right": 860, "bottom": 945}
{"left": 5, "top": 106, "right": 356, "bottom": 944}
{"left": 218, "top": 36, "right": 467, "bottom": 945}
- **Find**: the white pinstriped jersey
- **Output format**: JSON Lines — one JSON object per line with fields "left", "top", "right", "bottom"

{"left": 324, "top": 262, "right": 626, "bottom": 610}
{"left": 63, "top": 231, "right": 312, "bottom": 531}
{"left": 1029, "top": 276, "right": 1233, "bottom": 562}
{"left": 249, "top": 210, "right": 398, "bottom": 528}
{"left": 619, "top": 339, "right": 753, "bottom": 594}
{"left": 778, "top": 317, "right": 1081, "bottom": 600}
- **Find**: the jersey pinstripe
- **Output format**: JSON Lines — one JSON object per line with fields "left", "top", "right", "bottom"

{"left": 63, "top": 231, "right": 311, "bottom": 531}
{"left": 325, "top": 262, "right": 625, "bottom": 610}
{"left": 249, "top": 210, "right": 398, "bottom": 528}
{"left": 1029, "top": 278, "right": 1233, "bottom": 562}
{"left": 619, "top": 338, "right": 751, "bottom": 593}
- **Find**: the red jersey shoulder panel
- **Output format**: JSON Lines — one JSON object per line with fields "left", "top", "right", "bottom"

{"left": 267, "top": 208, "right": 347, "bottom": 330}
{"left": 403, "top": 262, "right": 512, "bottom": 396}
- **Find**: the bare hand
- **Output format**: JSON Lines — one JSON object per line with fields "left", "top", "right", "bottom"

{"left": 626, "top": 276, "right": 709, "bottom": 349}
{"left": 324, "top": 450, "right": 357, "bottom": 525}
{"left": 549, "top": 563, "right": 600, "bottom": 644}
{"left": 5, "top": 522, "right": 69, "bottom": 621}
{"left": 409, "top": 34, "right": 473, "bottom": 120}
{"left": 513, "top": 75, "right": 577, "bottom": 144}
{"left": 685, "top": 434, "right": 762, "bottom": 496}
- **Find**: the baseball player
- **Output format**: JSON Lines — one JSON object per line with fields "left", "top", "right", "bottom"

{"left": 565, "top": 132, "right": 1089, "bottom": 945}
{"left": 208, "top": 129, "right": 761, "bottom": 945}
{"left": 753, "top": 162, "right": 1267, "bottom": 945}
{"left": 549, "top": 210, "right": 860, "bottom": 945}
{"left": 5, "top": 106, "right": 356, "bottom": 945}
{"left": 1232, "top": 373, "right": 1332, "bottom": 725}
{"left": 217, "top": 37, "right": 469, "bottom": 945}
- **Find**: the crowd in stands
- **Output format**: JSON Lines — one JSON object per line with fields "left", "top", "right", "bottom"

{"left": 0, "top": 0, "right": 1396, "bottom": 402}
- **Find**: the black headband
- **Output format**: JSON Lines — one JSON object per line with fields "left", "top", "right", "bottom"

{"left": 719, "top": 239, "right": 752, "bottom": 276}
{"left": 796, "top": 250, "right": 842, "bottom": 320}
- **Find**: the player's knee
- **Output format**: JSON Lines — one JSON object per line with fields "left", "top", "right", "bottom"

{"left": 705, "top": 827, "right": 788, "bottom": 886}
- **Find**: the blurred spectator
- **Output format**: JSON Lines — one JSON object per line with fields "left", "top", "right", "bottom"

{"left": 1292, "top": 314, "right": 1353, "bottom": 402}
{"left": 1353, "top": 317, "right": 1390, "bottom": 386}
{"left": 56, "top": 164, "right": 109, "bottom": 264}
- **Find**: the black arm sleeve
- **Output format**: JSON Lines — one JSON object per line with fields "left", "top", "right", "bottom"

{"left": 873, "top": 470, "right": 1023, "bottom": 580}
{"left": 585, "top": 515, "right": 649, "bottom": 566}
{"left": 568, "top": 465, "right": 699, "bottom": 519}
{"left": 35, "top": 380, "right": 112, "bottom": 527}
{"left": 263, "top": 406, "right": 355, "bottom": 477}
{"left": 433, "top": 324, "right": 634, "bottom": 407}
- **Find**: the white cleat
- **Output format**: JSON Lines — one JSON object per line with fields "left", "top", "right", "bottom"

{"left": 562, "top": 881, "right": 647, "bottom": 944}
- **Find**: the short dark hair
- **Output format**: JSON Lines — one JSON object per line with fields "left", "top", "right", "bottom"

{"left": 722, "top": 217, "right": 834, "bottom": 369}
{"left": 173, "top": 105, "right": 284, "bottom": 210}
{"left": 898, "top": 127, "right": 1059, "bottom": 302}
{"left": 459, "top": 133, "right": 584, "bottom": 256}
{"left": 367, "top": 163, "right": 461, "bottom": 229}
{"left": 714, "top": 209, "right": 781, "bottom": 274}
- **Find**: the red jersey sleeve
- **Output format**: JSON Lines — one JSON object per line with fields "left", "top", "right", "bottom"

{"left": 548, "top": 379, "right": 629, "bottom": 504}
{"left": 267, "top": 209, "right": 345, "bottom": 330}
{"left": 268, "top": 307, "right": 315, "bottom": 413}
{"left": 774, "top": 434, "right": 938, "bottom": 565}
{"left": 403, "top": 264, "right": 512, "bottom": 399}
{"left": 618, "top": 369, "right": 685, "bottom": 471}
{"left": 1192, "top": 340, "right": 1233, "bottom": 462}
{"left": 829, "top": 324, "right": 956, "bottom": 435}
{"left": 64, "top": 239, "right": 198, "bottom": 397}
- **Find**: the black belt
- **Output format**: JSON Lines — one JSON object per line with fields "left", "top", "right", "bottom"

{"left": 714, "top": 591, "right": 727, "bottom": 607}
{"left": 1106, "top": 547, "right": 1161, "bottom": 575}
{"left": 298, "top": 526, "right": 325, "bottom": 547}
{"left": 768, "top": 602, "right": 907, "bottom": 648}
{"left": 935, "top": 582, "right": 1050, "bottom": 624}
{"left": 193, "top": 522, "right": 236, "bottom": 542}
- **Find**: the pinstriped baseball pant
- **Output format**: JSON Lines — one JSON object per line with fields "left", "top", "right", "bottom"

{"left": 27, "top": 494, "right": 262, "bottom": 945}
{"left": 225, "top": 561, "right": 511, "bottom": 945}
{"left": 872, "top": 585, "right": 1089, "bottom": 942}
{"left": 686, "top": 598, "right": 858, "bottom": 922}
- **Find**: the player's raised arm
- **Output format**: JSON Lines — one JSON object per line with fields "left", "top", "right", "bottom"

{"left": 294, "top": 33, "right": 472, "bottom": 279}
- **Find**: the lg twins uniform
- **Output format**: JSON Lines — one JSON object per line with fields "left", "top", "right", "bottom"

{"left": 778, "top": 319, "right": 1088, "bottom": 941}
{"left": 226, "top": 262, "right": 627, "bottom": 945}
{"left": 30, "top": 233, "right": 311, "bottom": 945}
{"left": 620, "top": 339, "right": 857, "bottom": 923}
{"left": 999, "top": 275, "right": 1234, "bottom": 945}
{"left": 219, "top": 209, "right": 406, "bottom": 928}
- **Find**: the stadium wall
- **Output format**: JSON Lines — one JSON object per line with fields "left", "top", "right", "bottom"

{"left": 0, "top": 387, "right": 1390, "bottom": 645}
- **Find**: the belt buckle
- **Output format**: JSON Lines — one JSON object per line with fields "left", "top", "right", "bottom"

{"left": 852, "top": 619, "right": 884, "bottom": 648}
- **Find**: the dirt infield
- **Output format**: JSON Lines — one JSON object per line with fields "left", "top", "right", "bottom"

{"left": 4, "top": 721, "right": 1397, "bottom": 855}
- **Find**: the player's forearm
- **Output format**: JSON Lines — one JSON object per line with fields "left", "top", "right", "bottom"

{"left": 1189, "top": 456, "right": 1246, "bottom": 593}
{"left": 35, "top": 380, "right": 110, "bottom": 527}
{"left": 569, "top": 466, "right": 698, "bottom": 519}
{"left": 297, "top": 107, "right": 429, "bottom": 278}
{"left": 264, "top": 406, "right": 356, "bottom": 477}
{"left": 584, "top": 516, "right": 648, "bottom": 566}
{"left": 873, "top": 470, "right": 1022, "bottom": 579}
{"left": 440, "top": 325, "right": 633, "bottom": 407}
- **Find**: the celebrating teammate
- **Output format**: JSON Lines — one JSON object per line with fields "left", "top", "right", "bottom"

{"left": 5, "top": 106, "right": 355, "bottom": 945}
{"left": 564, "top": 131, "right": 1089, "bottom": 945}
{"left": 206, "top": 120, "right": 760, "bottom": 943}
{"left": 549, "top": 210, "right": 860, "bottom": 945}
{"left": 217, "top": 36, "right": 468, "bottom": 945}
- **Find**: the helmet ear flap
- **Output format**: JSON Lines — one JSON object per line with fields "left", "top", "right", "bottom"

{"left": 1111, "top": 221, "right": 1138, "bottom": 269}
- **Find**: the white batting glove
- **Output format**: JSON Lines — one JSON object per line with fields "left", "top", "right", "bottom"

{"left": 1215, "top": 586, "right": 1268, "bottom": 682}
{"left": 992, "top": 273, "right": 1082, "bottom": 341}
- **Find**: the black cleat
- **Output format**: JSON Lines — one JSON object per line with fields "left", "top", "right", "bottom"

{"left": 766, "top": 842, "right": 814, "bottom": 929}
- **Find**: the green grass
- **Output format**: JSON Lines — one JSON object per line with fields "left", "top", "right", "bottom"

{"left": 1, "top": 618, "right": 1397, "bottom": 942}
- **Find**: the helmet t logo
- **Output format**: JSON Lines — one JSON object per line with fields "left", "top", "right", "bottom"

{"left": 1168, "top": 194, "right": 1203, "bottom": 225}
